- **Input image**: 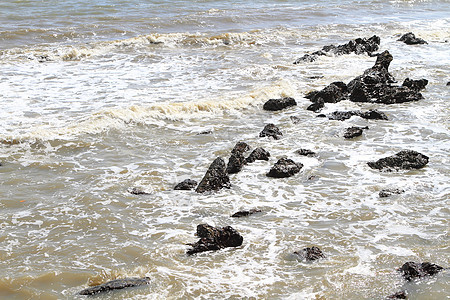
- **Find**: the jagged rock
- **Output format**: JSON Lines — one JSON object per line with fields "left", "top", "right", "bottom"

{"left": 344, "top": 126, "right": 369, "bottom": 139}
{"left": 398, "top": 262, "right": 443, "bottom": 281}
{"left": 246, "top": 147, "right": 270, "bottom": 163}
{"left": 128, "top": 187, "right": 150, "bottom": 195}
{"left": 447, "top": 82, "right": 450, "bottom": 86}
{"left": 379, "top": 188, "right": 405, "bottom": 198}
{"left": 231, "top": 141, "right": 250, "bottom": 155}
{"left": 402, "top": 78, "right": 428, "bottom": 91}
{"left": 306, "top": 81, "right": 348, "bottom": 112}
{"left": 226, "top": 152, "right": 246, "bottom": 174}
{"left": 263, "top": 97, "right": 297, "bottom": 111}
{"left": 294, "top": 35, "right": 380, "bottom": 63}
{"left": 398, "top": 32, "right": 428, "bottom": 45}
{"left": 196, "top": 157, "right": 230, "bottom": 193}
{"left": 327, "top": 109, "right": 388, "bottom": 121}
{"left": 294, "top": 246, "right": 325, "bottom": 261}
{"left": 259, "top": 124, "right": 283, "bottom": 140}
{"left": 231, "top": 209, "right": 262, "bottom": 218}
{"left": 267, "top": 158, "right": 303, "bottom": 178}
{"left": 187, "top": 224, "right": 243, "bottom": 255}
{"left": 78, "top": 277, "right": 151, "bottom": 296}
{"left": 368, "top": 150, "right": 429, "bottom": 171}
{"left": 386, "top": 291, "right": 408, "bottom": 299}
{"left": 295, "top": 149, "right": 316, "bottom": 157}
{"left": 174, "top": 179, "right": 198, "bottom": 190}
{"left": 197, "top": 130, "right": 212, "bottom": 135}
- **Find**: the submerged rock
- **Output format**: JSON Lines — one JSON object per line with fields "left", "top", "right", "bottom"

{"left": 305, "top": 81, "right": 348, "bottom": 112}
{"left": 259, "top": 124, "right": 283, "bottom": 140}
{"left": 398, "top": 262, "right": 443, "bottom": 281}
{"left": 295, "top": 149, "right": 316, "bottom": 157}
{"left": 386, "top": 291, "right": 408, "bottom": 299}
{"left": 368, "top": 150, "right": 429, "bottom": 171}
{"left": 379, "top": 188, "right": 405, "bottom": 198}
{"left": 267, "top": 158, "right": 303, "bottom": 178}
{"left": 78, "top": 277, "right": 150, "bottom": 296}
{"left": 263, "top": 97, "right": 297, "bottom": 111}
{"left": 246, "top": 147, "right": 271, "bottom": 163}
{"left": 344, "top": 126, "right": 369, "bottom": 139}
{"left": 195, "top": 157, "right": 230, "bottom": 193}
{"left": 398, "top": 32, "right": 428, "bottom": 45}
{"left": 128, "top": 187, "right": 151, "bottom": 195}
{"left": 327, "top": 110, "right": 388, "bottom": 121}
{"left": 294, "top": 35, "right": 380, "bottom": 63}
{"left": 187, "top": 224, "right": 243, "bottom": 255}
{"left": 294, "top": 246, "right": 325, "bottom": 261}
{"left": 174, "top": 179, "right": 198, "bottom": 190}
{"left": 231, "top": 208, "right": 262, "bottom": 218}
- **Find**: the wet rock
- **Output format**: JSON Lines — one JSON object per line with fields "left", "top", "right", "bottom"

{"left": 174, "top": 179, "right": 198, "bottom": 190}
{"left": 231, "top": 141, "right": 250, "bottom": 155}
{"left": 306, "top": 81, "right": 348, "bottom": 112}
{"left": 226, "top": 152, "right": 246, "bottom": 174}
{"left": 263, "top": 97, "right": 297, "bottom": 111}
{"left": 379, "top": 188, "right": 405, "bottom": 198}
{"left": 246, "top": 147, "right": 271, "bottom": 163}
{"left": 344, "top": 126, "right": 369, "bottom": 139}
{"left": 398, "top": 32, "right": 428, "bottom": 45}
{"left": 447, "top": 81, "right": 450, "bottom": 86}
{"left": 368, "top": 150, "right": 429, "bottom": 171}
{"left": 327, "top": 109, "right": 388, "bottom": 121}
{"left": 294, "top": 35, "right": 380, "bottom": 63}
{"left": 128, "top": 187, "right": 150, "bottom": 195}
{"left": 402, "top": 78, "right": 428, "bottom": 91}
{"left": 295, "top": 149, "right": 316, "bottom": 157}
{"left": 398, "top": 262, "right": 443, "bottom": 281}
{"left": 195, "top": 157, "right": 230, "bottom": 193}
{"left": 231, "top": 209, "right": 262, "bottom": 218}
{"left": 294, "top": 246, "right": 325, "bottom": 261}
{"left": 78, "top": 277, "right": 151, "bottom": 296}
{"left": 259, "top": 123, "right": 283, "bottom": 140}
{"left": 386, "top": 290, "right": 408, "bottom": 299}
{"left": 290, "top": 116, "right": 301, "bottom": 124}
{"left": 267, "top": 158, "right": 303, "bottom": 178}
{"left": 196, "top": 130, "right": 212, "bottom": 135}
{"left": 187, "top": 224, "right": 243, "bottom": 255}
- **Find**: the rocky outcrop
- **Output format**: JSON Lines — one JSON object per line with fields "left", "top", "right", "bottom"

{"left": 326, "top": 110, "right": 388, "bottom": 121}
{"left": 78, "top": 277, "right": 151, "bottom": 296}
{"left": 226, "top": 142, "right": 251, "bottom": 174}
{"left": 368, "top": 150, "right": 429, "bottom": 171}
{"left": 294, "top": 35, "right": 380, "bottom": 63}
{"left": 294, "top": 246, "right": 325, "bottom": 261}
{"left": 398, "top": 262, "right": 443, "bottom": 281}
{"left": 295, "top": 149, "right": 316, "bottom": 157}
{"left": 187, "top": 224, "right": 243, "bottom": 255}
{"left": 246, "top": 147, "right": 270, "bottom": 163}
{"left": 231, "top": 209, "right": 262, "bottom": 218}
{"left": 344, "top": 126, "right": 369, "bottom": 139}
{"left": 267, "top": 158, "right": 303, "bottom": 178}
{"left": 196, "top": 157, "right": 230, "bottom": 193}
{"left": 174, "top": 179, "right": 198, "bottom": 190}
{"left": 231, "top": 141, "right": 250, "bottom": 155}
{"left": 386, "top": 291, "right": 408, "bottom": 299}
{"left": 398, "top": 32, "right": 428, "bottom": 45}
{"left": 259, "top": 124, "right": 283, "bottom": 140}
{"left": 263, "top": 97, "right": 297, "bottom": 111}
{"left": 305, "top": 81, "right": 348, "bottom": 112}
{"left": 379, "top": 188, "right": 405, "bottom": 198}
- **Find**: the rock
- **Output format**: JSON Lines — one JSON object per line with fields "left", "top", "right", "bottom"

{"left": 447, "top": 81, "right": 450, "bottom": 86}
{"left": 294, "top": 246, "right": 325, "bottom": 261}
{"left": 78, "top": 277, "right": 151, "bottom": 296}
{"left": 128, "top": 187, "right": 150, "bottom": 195}
{"left": 263, "top": 97, "right": 297, "bottom": 111}
{"left": 195, "top": 157, "right": 231, "bottom": 193}
{"left": 259, "top": 124, "right": 283, "bottom": 140}
{"left": 294, "top": 35, "right": 380, "bottom": 63}
{"left": 187, "top": 224, "right": 243, "bottom": 255}
{"left": 231, "top": 141, "right": 250, "bottom": 155}
{"left": 174, "top": 179, "right": 198, "bottom": 190}
{"left": 398, "top": 32, "right": 428, "bottom": 45}
{"left": 246, "top": 147, "right": 271, "bottom": 163}
{"left": 327, "top": 110, "right": 388, "bottom": 121}
{"left": 197, "top": 130, "right": 212, "bottom": 135}
{"left": 344, "top": 126, "right": 369, "bottom": 139}
{"left": 386, "top": 291, "right": 408, "bottom": 299}
{"left": 295, "top": 149, "right": 316, "bottom": 157}
{"left": 402, "top": 78, "right": 428, "bottom": 91}
{"left": 306, "top": 81, "right": 348, "bottom": 112}
{"left": 398, "top": 262, "right": 443, "bottom": 281}
{"left": 226, "top": 152, "right": 246, "bottom": 174}
{"left": 368, "top": 150, "right": 429, "bottom": 171}
{"left": 379, "top": 188, "right": 405, "bottom": 198}
{"left": 267, "top": 158, "right": 303, "bottom": 178}
{"left": 231, "top": 209, "right": 262, "bottom": 218}
{"left": 290, "top": 116, "right": 301, "bottom": 124}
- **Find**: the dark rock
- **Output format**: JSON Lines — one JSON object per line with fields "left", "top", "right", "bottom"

{"left": 195, "top": 157, "right": 230, "bottom": 193}
{"left": 246, "top": 147, "right": 270, "bottom": 163}
{"left": 128, "top": 187, "right": 150, "bottom": 195}
{"left": 231, "top": 209, "right": 262, "bottom": 218}
{"left": 379, "top": 188, "right": 405, "bottom": 198}
{"left": 398, "top": 32, "right": 428, "bottom": 45}
{"left": 231, "top": 141, "right": 250, "bottom": 155}
{"left": 290, "top": 116, "right": 301, "bottom": 124}
{"left": 294, "top": 35, "right": 380, "bottom": 63}
{"left": 386, "top": 291, "right": 408, "bottom": 299}
{"left": 259, "top": 124, "right": 283, "bottom": 140}
{"left": 174, "top": 179, "right": 198, "bottom": 190}
{"left": 187, "top": 224, "right": 243, "bottom": 255}
{"left": 197, "top": 130, "right": 212, "bottom": 135}
{"left": 306, "top": 81, "right": 348, "bottom": 112}
{"left": 295, "top": 149, "right": 316, "bottom": 157}
{"left": 78, "top": 277, "right": 150, "bottom": 296}
{"left": 402, "top": 78, "right": 428, "bottom": 91}
{"left": 447, "top": 82, "right": 450, "bottom": 86}
{"left": 267, "top": 157, "right": 303, "bottom": 178}
{"left": 344, "top": 126, "right": 369, "bottom": 139}
{"left": 294, "top": 246, "right": 325, "bottom": 261}
{"left": 327, "top": 110, "right": 388, "bottom": 121}
{"left": 360, "top": 110, "right": 389, "bottom": 120}
{"left": 398, "top": 262, "right": 443, "bottom": 281}
{"left": 368, "top": 150, "right": 429, "bottom": 171}
{"left": 226, "top": 152, "right": 246, "bottom": 174}
{"left": 263, "top": 97, "right": 297, "bottom": 111}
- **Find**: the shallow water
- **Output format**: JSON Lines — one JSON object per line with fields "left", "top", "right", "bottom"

{"left": 0, "top": 0, "right": 449, "bottom": 299}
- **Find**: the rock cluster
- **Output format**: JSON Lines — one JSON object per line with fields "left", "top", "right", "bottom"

{"left": 187, "top": 224, "right": 243, "bottom": 255}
